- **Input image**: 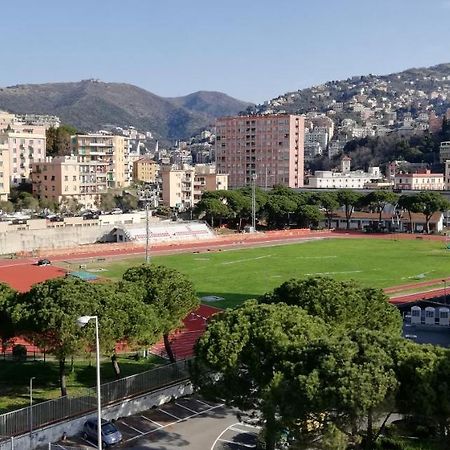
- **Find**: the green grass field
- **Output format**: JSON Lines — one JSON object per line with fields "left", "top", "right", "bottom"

{"left": 71, "top": 238, "right": 450, "bottom": 309}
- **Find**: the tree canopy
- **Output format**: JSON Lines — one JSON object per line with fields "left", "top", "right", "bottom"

{"left": 122, "top": 264, "right": 199, "bottom": 362}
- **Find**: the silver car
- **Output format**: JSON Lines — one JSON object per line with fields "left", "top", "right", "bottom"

{"left": 83, "top": 418, "right": 123, "bottom": 447}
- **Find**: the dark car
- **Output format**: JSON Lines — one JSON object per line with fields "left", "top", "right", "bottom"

{"left": 36, "top": 259, "right": 51, "bottom": 266}
{"left": 83, "top": 419, "right": 123, "bottom": 447}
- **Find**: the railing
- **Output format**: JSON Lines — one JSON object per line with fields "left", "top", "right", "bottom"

{"left": 0, "top": 359, "right": 192, "bottom": 438}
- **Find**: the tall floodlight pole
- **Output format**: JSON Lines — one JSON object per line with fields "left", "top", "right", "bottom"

{"left": 77, "top": 316, "right": 102, "bottom": 450}
{"left": 252, "top": 174, "right": 257, "bottom": 231}
{"left": 139, "top": 186, "right": 154, "bottom": 264}
{"left": 145, "top": 199, "right": 150, "bottom": 264}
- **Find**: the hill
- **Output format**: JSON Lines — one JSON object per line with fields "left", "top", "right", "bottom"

{"left": 250, "top": 63, "right": 450, "bottom": 117}
{"left": 0, "top": 80, "right": 252, "bottom": 141}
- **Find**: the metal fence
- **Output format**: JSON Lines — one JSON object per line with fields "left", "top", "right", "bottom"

{"left": 0, "top": 359, "right": 191, "bottom": 438}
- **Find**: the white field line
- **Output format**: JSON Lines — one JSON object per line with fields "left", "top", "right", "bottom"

{"left": 221, "top": 255, "right": 272, "bottom": 265}
{"left": 126, "top": 403, "right": 225, "bottom": 443}
{"left": 304, "top": 270, "right": 362, "bottom": 276}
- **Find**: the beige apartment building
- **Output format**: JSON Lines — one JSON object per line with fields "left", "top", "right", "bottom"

{"left": 161, "top": 164, "right": 228, "bottom": 209}
{"left": 71, "top": 134, "right": 130, "bottom": 189}
{"left": 394, "top": 170, "right": 444, "bottom": 190}
{"left": 31, "top": 156, "right": 80, "bottom": 204}
{"left": 133, "top": 156, "right": 158, "bottom": 183}
{"left": 215, "top": 114, "right": 305, "bottom": 188}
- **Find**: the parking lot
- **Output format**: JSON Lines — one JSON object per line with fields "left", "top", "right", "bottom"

{"left": 55, "top": 396, "right": 259, "bottom": 449}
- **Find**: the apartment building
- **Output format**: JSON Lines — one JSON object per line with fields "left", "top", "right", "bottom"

{"left": 215, "top": 114, "right": 304, "bottom": 188}
{"left": 31, "top": 156, "right": 80, "bottom": 204}
{"left": 394, "top": 170, "right": 444, "bottom": 191}
{"left": 71, "top": 134, "right": 130, "bottom": 189}
{"left": 440, "top": 141, "right": 450, "bottom": 162}
{"left": 0, "top": 135, "right": 10, "bottom": 201}
{"left": 133, "top": 156, "right": 158, "bottom": 183}
{"left": 0, "top": 123, "right": 47, "bottom": 185}
{"left": 161, "top": 164, "right": 228, "bottom": 209}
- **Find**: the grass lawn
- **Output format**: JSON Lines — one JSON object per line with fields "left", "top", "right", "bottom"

{"left": 0, "top": 354, "right": 163, "bottom": 413}
{"left": 67, "top": 238, "right": 450, "bottom": 309}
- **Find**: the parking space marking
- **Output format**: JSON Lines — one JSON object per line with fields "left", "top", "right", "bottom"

{"left": 140, "top": 414, "right": 162, "bottom": 427}
{"left": 196, "top": 398, "right": 215, "bottom": 407}
{"left": 80, "top": 437, "right": 97, "bottom": 448}
{"left": 175, "top": 401, "right": 198, "bottom": 414}
{"left": 211, "top": 422, "right": 260, "bottom": 450}
{"left": 158, "top": 407, "right": 182, "bottom": 420}
{"left": 127, "top": 403, "right": 225, "bottom": 443}
{"left": 218, "top": 438, "right": 256, "bottom": 448}
{"left": 120, "top": 421, "right": 145, "bottom": 435}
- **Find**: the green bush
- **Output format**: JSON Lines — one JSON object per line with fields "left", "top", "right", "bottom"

{"left": 12, "top": 344, "right": 27, "bottom": 361}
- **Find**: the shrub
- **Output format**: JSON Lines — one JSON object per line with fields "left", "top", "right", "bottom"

{"left": 12, "top": 344, "right": 27, "bottom": 361}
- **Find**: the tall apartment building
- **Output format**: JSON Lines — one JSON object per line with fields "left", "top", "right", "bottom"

{"left": 215, "top": 114, "right": 304, "bottom": 188}
{"left": 0, "top": 136, "right": 10, "bottom": 201}
{"left": 1, "top": 123, "right": 47, "bottom": 185}
{"left": 161, "top": 164, "right": 228, "bottom": 209}
{"left": 31, "top": 156, "right": 80, "bottom": 204}
{"left": 71, "top": 134, "right": 130, "bottom": 189}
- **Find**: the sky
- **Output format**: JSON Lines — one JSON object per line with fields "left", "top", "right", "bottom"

{"left": 2, "top": 0, "right": 450, "bottom": 103}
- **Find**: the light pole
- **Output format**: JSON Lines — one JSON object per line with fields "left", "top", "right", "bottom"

{"left": 77, "top": 316, "right": 102, "bottom": 450}
{"left": 138, "top": 185, "right": 157, "bottom": 264}
{"left": 251, "top": 174, "right": 257, "bottom": 232}
{"left": 444, "top": 279, "right": 447, "bottom": 303}
{"left": 29, "top": 377, "right": 35, "bottom": 442}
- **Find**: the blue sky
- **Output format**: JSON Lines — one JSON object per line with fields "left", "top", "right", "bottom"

{"left": 2, "top": 0, "right": 450, "bottom": 103}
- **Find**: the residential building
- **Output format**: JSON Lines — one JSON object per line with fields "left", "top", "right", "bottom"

{"left": 133, "top": 156, "right": 158, "bottom": 183}
{"left": 394, "top": 170, "right": 445, "bottom": 191}
{"left": 31, "top": 156, "right": 80, "bottom": 204}
{"left": 440, "top": 142, "right": 450, "bottom": 162}
{"left": 445, "top": 160, "right": 450, "bottom": 190}
{"left": 215, "top": 114, "right": 304, "bottom": 188}
{"left": 1, "top": 123, "right": 47, "bottom": 185}
{"left": 71, "top": 134, "right": 130, "bottom": 189}
{"left": 161, "top": 164, "right": 228, "bottom": 209}
{"left": 0, "top": 135, "right": 10, "bottom": 201}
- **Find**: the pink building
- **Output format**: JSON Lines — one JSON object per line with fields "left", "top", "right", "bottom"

{"left": 215, "top": 114, "right": 304, "bottom": 188}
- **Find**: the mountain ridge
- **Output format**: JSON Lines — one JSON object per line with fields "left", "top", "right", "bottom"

{"left": 0, "top": 80, "right": 252, "bottom": 142}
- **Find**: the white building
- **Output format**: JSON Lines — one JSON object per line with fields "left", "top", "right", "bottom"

{"left": 307, "top": 157, "right": 382, "bottom": 189}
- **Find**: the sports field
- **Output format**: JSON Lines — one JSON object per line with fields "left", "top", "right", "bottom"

{"left": 65, "top": 238, "right": 450, "bottom": 309}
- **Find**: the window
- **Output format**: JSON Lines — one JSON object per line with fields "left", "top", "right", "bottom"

{"left": 64, "top": 176, "right": 68, "bottom": 181}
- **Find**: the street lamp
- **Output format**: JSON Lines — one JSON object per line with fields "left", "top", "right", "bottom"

{"left": 251, "top": 174, "right": 257, "bottom": 232}
{"left": 29, "top": 377, "right": 35, "bottom": 442}
{"left": 444, "top": 279, "right": 447, "bottom": 303}
{"left": 77, "top": 316, "right": 102, "bottom": 450}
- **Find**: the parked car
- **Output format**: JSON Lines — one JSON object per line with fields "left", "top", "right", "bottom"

{"left": 111, "top": 208, "right": 123, "bottom": 215}
{"left": 83, "top": 419, "right": 123, "bottom": 447}
{"left": 36, "top": 259, "right": 51, "bottom": 266}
